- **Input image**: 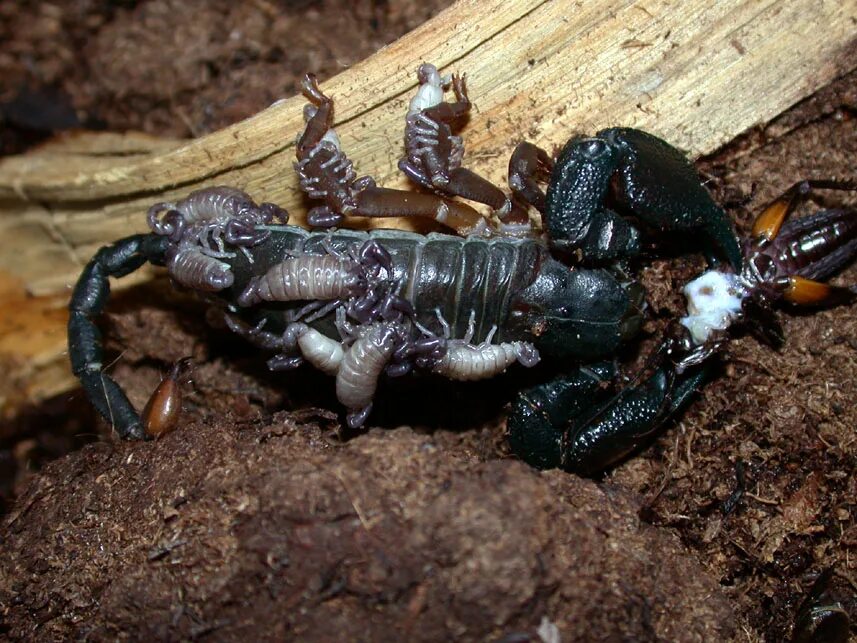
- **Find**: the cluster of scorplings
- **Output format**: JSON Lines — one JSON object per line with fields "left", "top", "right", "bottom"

{"left": 70, "top": 62, "right": 856, "bottom": 474}
{"left": 146, "top": 67, "right": 550, "bottom": 429}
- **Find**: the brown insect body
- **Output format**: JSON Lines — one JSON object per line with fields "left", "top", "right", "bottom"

{"left": 141, "top": 358, "right": 192, "bottom": 438}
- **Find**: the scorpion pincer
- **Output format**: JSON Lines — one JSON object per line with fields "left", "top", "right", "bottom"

{"left": 67, "top": 63, "right": 857, "bottom": 476}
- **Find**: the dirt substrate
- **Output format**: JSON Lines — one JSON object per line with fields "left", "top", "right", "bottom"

{"left": 1, "top": 2, "right": 856, "bottom": 641}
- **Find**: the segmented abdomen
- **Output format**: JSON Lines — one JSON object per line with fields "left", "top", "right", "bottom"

{"left": 292, "top": 324, "right": 344, "bottom": 375}
{"left": 175, "top": 186, "right": 253, "bottom": 223}
{"left": 336, "top": 323, "right": 399, "bottom": 411}
{"left": 381, "top": 233, "right": 546, "bottom": 343}
{"left": 239, "top": 255, "right": 359, "bottom": 306}
{"left": 775, "top": 209, "right": 857, "bottom": 280}
{"left": 168, "top": 246, "right": 233, "bottom": 291}
{"left": 227, "top": 227, "right": 546, "bottom": 342}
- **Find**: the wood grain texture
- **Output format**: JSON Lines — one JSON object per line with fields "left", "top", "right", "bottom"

{"left": 0, "top": 0, "right": 855, "bottom": 413}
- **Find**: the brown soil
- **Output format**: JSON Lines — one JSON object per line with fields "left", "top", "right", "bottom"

{"left": 0, "top": 0, "right": 448, "bottom": 153}
{"left": 1, "top": 2, "right": 856, "bottom": 641}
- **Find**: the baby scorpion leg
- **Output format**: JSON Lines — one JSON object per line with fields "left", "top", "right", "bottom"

{"left": 222, "top": 315, "right": 303, "bottom": 369}
{"left": 223, "top": 315, "right": 344, "bottom": 375}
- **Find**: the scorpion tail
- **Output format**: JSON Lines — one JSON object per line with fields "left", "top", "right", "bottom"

{"left": 68, "top": 234, "right": 169, "bottom": 439}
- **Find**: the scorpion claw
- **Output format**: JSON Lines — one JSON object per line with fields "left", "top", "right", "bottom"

{"left": 508, "top": 334, "right": 711, "bottom": 476}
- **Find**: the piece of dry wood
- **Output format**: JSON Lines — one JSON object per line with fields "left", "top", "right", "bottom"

{"left": 0, "top": 0, "right": 855, "bottom": 415}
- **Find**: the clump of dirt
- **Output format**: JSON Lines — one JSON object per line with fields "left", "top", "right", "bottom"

{"left": 0, "top": 0, "right": 453, "bottom": 154}
{"left": 0, "top": 418, "right": 735, "bottom": 640}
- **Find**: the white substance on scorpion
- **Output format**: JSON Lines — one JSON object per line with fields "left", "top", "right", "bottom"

{"left": 320, "top": 128, "right": 341, "bottom": 151}
{"left": 433, "top": 340, "right": 540, "bottom": 381}
{"left": 497, "top": 220, "right": 534, "bottom": 238}
{"left": 680, "top": 270, "right": 747, "bottom": 344}
{"left": 336, "top": 323, "right": 400, "bottom": 418}
{"left": 467, "top": 217, "right": 491, "bottom": 237}
{"left": 434, "top": 202, "right": 449, "bottom": 223}
{"left": 239, "top": 255, "right": 358, "bottom": 306}
{"left": 293, "top": 325, "right": 344, "bottom": 376}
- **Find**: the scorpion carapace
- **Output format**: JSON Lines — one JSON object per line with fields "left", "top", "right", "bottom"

{"left": 67, "top": 63, "right": 857, "bottom": 476}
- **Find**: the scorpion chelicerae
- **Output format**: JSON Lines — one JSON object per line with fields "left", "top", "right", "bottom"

{"left": 68, "top": 64, "right": 857, "bottom": 476}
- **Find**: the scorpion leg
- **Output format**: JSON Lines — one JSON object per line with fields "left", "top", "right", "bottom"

{"left": 354, "top": 186, "right": 489, "bottom": 236}
{"left": 224, "top": 315, "right": 344, "bottom": 375}
{"left": 507, "top": 335, "right": 711, "bottom": 477}
{"left": 507, "top": 141, "right": 554, "bottom": 218}
{"left": 222, "top": 315, "right": 303, "bottom": 369}
{"left": 544, "top": 128, "right": 742, "bottom": 268}
{"left": 306, "top": 205, "right": 344, "bottom": 229}
{"left": 442, "top": 167, "right": 515, "bottom": 219}
{"left": 68, "top": 234, "right": 170, "bottom": 439}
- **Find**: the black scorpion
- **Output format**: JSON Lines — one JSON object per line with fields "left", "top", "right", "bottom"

{"left": 68, "top": 64, "right": 857, "bottom": 476}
